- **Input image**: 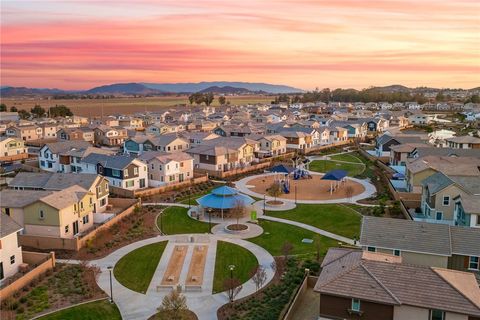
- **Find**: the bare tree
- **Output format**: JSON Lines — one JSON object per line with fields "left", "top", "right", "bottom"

{"left": 281, "top": 241, "right": 293, "bottom": 261}
{"left": 250, "top": 265, "right": 267, "bottom": 292}
{"left": 223, "top": 278, "right": 243, "bottom": 302}
{"left": 230, "top": 199, "right": 246, "bottom": 226}
{"left": 344, "top": 185, "right": 354, "bottom": 202}
{"left": 314, "top": 235, "right": 322, "bottom": 262}
{"left": 267, "top": 182, "right": 282, "bottom": 202}
{"left": 157, "top": 288, "right": 189, "bottom": 320}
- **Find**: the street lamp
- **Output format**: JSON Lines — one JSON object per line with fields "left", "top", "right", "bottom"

{"left": 295, "top": 182, "right": 297, "bottom": 204}
{"left": 228, "top": 264, "right": 236, "bottom": 302}
{"left": 107, "top": 266, "right": 114, "bottom": 303}
{"left": 159, "top": 208, "right": 163, "bottom": 235}
{"left": 263, "top": 194, "right": 266, "bottom": 212}
{"left": 188, "top": 187, "right": 191, "bottom": 209}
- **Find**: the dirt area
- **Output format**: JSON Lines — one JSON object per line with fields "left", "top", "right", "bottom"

{"left": 185, "top": 246, "right": 208, "bottom": 286}
{"left": 250, "top": 175, "right": 365, "bottom": 200}
{"left": 288, "top": 286, "right": 319, "bottom": 320}
{"left": 161, "top": 246, "right": 188, "bottom": 286}
{"left": 226, "top": 224, "right": 248, "bottom": 231}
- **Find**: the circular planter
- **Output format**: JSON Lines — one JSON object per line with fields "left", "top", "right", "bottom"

{"left": 225, "top": 223, "right": 250, "bottom": 234}
{"left": 266, "top": 200, "right": 284, "bottom": 206}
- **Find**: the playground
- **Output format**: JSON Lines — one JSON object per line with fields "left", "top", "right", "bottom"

{"left": 246, "top": 172, "right": 365, "bottom": 201}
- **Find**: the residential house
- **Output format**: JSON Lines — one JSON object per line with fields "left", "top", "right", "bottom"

{"left": 0, "top": 214, "right": 23, "bottom": 285}
{"left": 80, "top": 153, "right": 148, "bottom": 190}
{"left": 6, "top": 125, "right": 43, "bottom": 141}
{"left": 145, "top": 123, "right": 184, "bottom": 135}
{"left": 0, "top": 137, "right": 28, "bottom": 161}
{"left": 314, "top": 247, "right": 480, "bottom": 320}
{"left": 179, "top": 132, "right": 220, "bottom": 146}
{"left": 446, "top": 136, "right": 480, "bottom": 149}
{"left": 279, "top": 130, "right": 313, "bottom": 151}
{"left": 375, "top": 134, "right": 424, "bottom": 158}
{"left": 38, "top": 123, "right": 57, "bottom": 139}
{"left": 138, "top": 151, "right": 193, "bottom": 187}
{"left": 123, "top": 134, "right": 189, "bottom": 155}
{"left": 360, "top": 216, "right": 480, "bottom": 274}
{"left": 327, "top": 126, "right": 349, "bottom": 144}
{"left": 253, "top": 135, "right": 287, "bottom": 158}
{"left": 389, "top": 143, "right": 432, "bottom": 166}
{"left": 93, "top": 125, "right": 128, "bottom": 147}
{"left": 428, "top": 129, "right": 456, "bottom": 147}
{"left": 57, "top": 127, "right": 95, "bottom": 143}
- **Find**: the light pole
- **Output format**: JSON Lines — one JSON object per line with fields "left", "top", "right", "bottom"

{"left": 228, "top": 264, "right": 236, "bottom": 302}
{"left": 107, "top": 266, "right": 113, "bottom": 303}
{"left": 188, "top": 187, "right": 191, "bottom": 209}
{"left": 263, "top": 194, "right": 266, "bottom": 212}
{"left": 295, "top": 182, "right": 297, "bottom": 204}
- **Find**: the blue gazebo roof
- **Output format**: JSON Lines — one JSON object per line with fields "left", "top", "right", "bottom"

{"left": 196, "top": 186, "right": 254, "bottom": 209}
{"left": 321, "top": 169, "right": 348, "bottom": 181}
{"left": 269, "top": 164, "right": 295, "bottom": 174}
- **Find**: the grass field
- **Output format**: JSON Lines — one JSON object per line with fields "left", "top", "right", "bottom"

{"left": 39, "top": 300, "right": 121, "bottom": 320}
{"left": 113, "top": 241, "right": 167, "bottom": 293}
{"left": 158, "top": 207, "right": 213, "bottom": 234}
{"left": 329, "top": 153, "right": 363, "bottom": 163}
{"left": 266, "top": 204, "right": 361, "bottom": 239}
{"left": 248, "top": 220, "right": 338, "bottom": 257}
{"left": 1, "top": 95, "right": 273, "bottom": 117}
{"left": 309, "top": 160, "right": 365, "bottom": 176}
{"left": 213, "top": 241, "right": 258, "bottom": 293}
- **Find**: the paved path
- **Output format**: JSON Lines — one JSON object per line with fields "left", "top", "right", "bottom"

{"left": 90, "top": 234, "right": 275, "bottom": 320}
{"left": 260, "top": 216, "right": 357, "bottom": 246}
{"left": 143, "top": 202, "right": 190, "bottom": 208}
{"left": 235, "top": 172, "right": 376, "bottom": 205}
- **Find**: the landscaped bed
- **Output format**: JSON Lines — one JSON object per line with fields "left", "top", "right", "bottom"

{"left": 38, "top": 299, "right": 121, "bottom": 320}
{"left": 266, "top": 204, "right": 361, "bottom": 239}
{"left": 114, "top": 241, "right": 168, "bottom": 293}
{"left": 213, "top": 241, "right": 258, "bottom": 294}
{"left": 157, "top": 206, "right": 213, "bottom": 234}
{"left": 226, "top": 224, "right": 249, "bottom": 231}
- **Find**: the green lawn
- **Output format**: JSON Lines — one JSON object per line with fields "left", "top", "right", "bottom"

{"left": 158, "top": 206, "right": 213, "bottom": 234}
{"left": 114, "top": 241, "right": 167, "bottom": 293}
{"left": 267, "top": 204, "right": 361, "bottom": 239}
{"left": 309, "top": 160, "right": 365, "bottom": 176}
{"left": 330, "top": 153, "right": 362, "bottom": 163}
{"left": 213, "top": 241, "right": 258, "bottom": 293}
{"left": 39, "top": 299, "right": 121, "bottom": 320}
{"left": 248, "top": 220, "right": 338, "bottom": 257}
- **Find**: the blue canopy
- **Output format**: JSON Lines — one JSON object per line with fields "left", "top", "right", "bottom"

{"left": 196, "top": 186, "right": 254, "bottom": 209}
{"left": 321, "top": 169, "right": 347, "bottom": 181}
{"left": 269, "top": 164, "right": 295, "bottom": 174}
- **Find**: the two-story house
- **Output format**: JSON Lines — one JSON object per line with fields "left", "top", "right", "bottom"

{"left": 123, "top": 134, "right": 189, "bottom": 155}
{"left": 139, "top": 151, "right": 194, "bottom": 187}
{"left": 57, "top": 127, "right": 95, "bottom": 143}
{"left": 0, "top": 137, "right": 28, "bottom": 162}
{"left": 93, "top": 125, "right": 128, "bottom": 147}
{"left": 253, "top": 135, "right": 287, "bottom": 158}
{"left": 0, "top": 213, "right": 23, "bottom": 285}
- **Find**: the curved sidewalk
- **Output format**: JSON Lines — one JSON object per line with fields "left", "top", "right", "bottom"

{"left": 260, "top": 215, "right": 357, "bottom": 246}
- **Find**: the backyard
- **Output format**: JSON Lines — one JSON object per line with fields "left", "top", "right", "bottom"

{"left": 39, "top": 299, "right": 121, "bottom": 320}
{"left": 266, "top": 204, "right": 361, "bottom": 239}
{"left": 113, "top": 241, "right": 168, "bottom": 293}
{"left": 213, "top": 241, "right": 259, "bottom": 293}
{"left": 157, "top": 206, "right": 213, "bottom": 234}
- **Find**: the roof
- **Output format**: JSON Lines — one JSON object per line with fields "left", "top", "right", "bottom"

{"left": 9, "top": 172, "right": 102, "bottom": 191}
{"left": 187, "top": 144, "right": 238, "bottom": 156}
{"left": 40, "top": 185, "right": 91, "bottom": 210}
{"left": 420, "top": 172, "right": 454, "bottom": 194}
{"left": 446, "top": 136, "right": 480, "bottom": 144}
{"left": 196, "top": 186, "right": 254, "bottom": 209}
{"left": 321, "top": 169, "right": 347, "bottom": 181}
{"left": 0, "top": 189, "right": 54, "bottom": 208}
{"left": 406, "top": 156, "right": 480, "bottom": 176}
{"left": 314, "top": 248, "right": 480, "bottom": 317}
{"left": 1, "top": 213, "right": 23, "bottom": 238}
{"left": 269, "top": 164, "right": 295, "bottom": 174}
{"left": 450, "top": 226, "right": 480, "bottom": 257}
{"left": 81, "top": 153, "right": 138, "bottom": 170}
{"left": 138, "top": 151, "right": 192, "bottom": 163}
{"left": 42, "top": 140, "right": 91, "bottom": 154}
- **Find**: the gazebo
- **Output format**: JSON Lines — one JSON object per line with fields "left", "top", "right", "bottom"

{"left": 321, "top": 169, "right": 348, "bottom": 195}
{"left": 196, "top": 186, "right": 255, "bottom": 220}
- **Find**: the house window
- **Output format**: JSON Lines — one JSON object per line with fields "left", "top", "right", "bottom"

{"left": 126, "top": 180, "right": 134, "bottom": 188}
{"left": 83, "top": 215, "right": 89, "bottom": 224}
{"left": 80, "top": 202, "right": 83, "bottom": 209}
{"left": 134, "top": 167, "right": 138, "bottom": 175}
{"left": 39, "top": 210, "right": 45, "bottom": 219}
{"left": 74, "top": 204, "right": 77, "bottom": 211}
{"left": 40, "top": 160, "right": 45, "bottom": 167}
{"left": 10, "top": 255, "right": 15, "bottom": 265}
{"left": 393, "top": 249, "right": 401, "bottom": 257}
{"left": 112, "top": 169, "right": 121, "bottom": 177}
{"left": 443, "top": 196, "right": 450, "bottom": 206}
{"left": 367, "top": 246, "right": 376, "bottom": 252}
{"left": 124, "top": 169, "right": 129, "bottom": 177}
{"left": 351, "top": 298, "right": 361, "bottom": 312}
{"left": 105, "top": 183, "right": 109, "bottom": 191}
{"left": 89, "top": 197, "right": 93, "bottom": 204}
{"left": 436, "top": 212, "right": 443, "bottom": 220}
{"left": 180, "top": 162, "right": 184, "bottom": 167}
{"left": 100, "top": 198, "right": 107, "bottom": 206}
{"left": 160, "top": 176, "right": 164, "bottom": 182}
{"left": 151, "top": 164, "right": 154, "bottom": 170}
{"left": 469, "top": 256, "right": 479, "bottom": 270}
{"left": 65, "top": 225, "right": 69, "bottom": 233}
{"left": 430, "top": 309, "right": 445, "bottom": 320}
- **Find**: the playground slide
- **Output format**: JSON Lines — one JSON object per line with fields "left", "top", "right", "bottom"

{"left": 283, "top": 184, "right": 290, "bottom": 193}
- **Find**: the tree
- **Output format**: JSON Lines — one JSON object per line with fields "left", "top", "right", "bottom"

{"left": 230, "top": 199, "right": 246, "bottom": 226}
{"left": 204, "top": 92, "right": 214, "bottom": 106}
{"left": 218, "top": 95, "right": 226, "bottom": 105}
{"left": 31, "top": 105, "right": 46, "bottom": 118}
{"left": 0, "top": 103, "right": 6, "bottom": 112}
{"left": 157, "top": 288, "right": 189, "bottom": 320}
{"left": 313, "top": 235, "right": 322, "bottom": 262}
{"left": 49, "top": 105, "right": 73, "bottom": 117}
{"left": 188, "top": 95, "right": 195, "bottom": 105}
{"left": 10, "top": 106, "right": 17, "bottom": 112}
{"left": 223, "top": 277, "right": 243, "bottom": 302}
{"left": 250, "top": 265, "right": 267, "bottom": 292}
{"left": 281, "top": 241, "right": 293, "bottom": 261}
{"left": 344, "top": 185, "right": 354, "bottom": 202}
{"left": 18, "top": 110, "right": 30, "bottom": 119}
{"left": 435, "top": 91, "right": 445, "bottom": 102}
{"left": 267, "top": 182, "right": 282, "bottom": 202}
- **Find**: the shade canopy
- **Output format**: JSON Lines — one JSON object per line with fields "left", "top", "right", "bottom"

{"left": 269, "top": 164, "right": 295, "bottom": 174}
{"left": 321, "top": 169, "right": 348, "bottom": 181}
{"left": 196, "top": 186, "right": 254, "bottom": 209}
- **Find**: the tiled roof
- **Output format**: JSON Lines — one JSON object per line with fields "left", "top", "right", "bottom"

{"left": 1, "top": 213, "right": 23, "bottom": 237}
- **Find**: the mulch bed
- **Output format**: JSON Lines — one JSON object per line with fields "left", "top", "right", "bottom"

{"left": 226, "top": 224, "right": 248, "bottom": 231}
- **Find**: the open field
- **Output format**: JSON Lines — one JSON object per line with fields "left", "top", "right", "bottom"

{"left": 39, "top": 300, "right": 122, "bottom": 320}
{"left": 113, "top": 241, "right": 167, "bottom": 293}
{"left": 309, "top": 160, "right": 365, "bottom": 176}
{"left": 0, "top": 95, "right": 273, "bottom": 117}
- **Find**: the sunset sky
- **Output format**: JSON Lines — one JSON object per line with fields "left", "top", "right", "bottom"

{"left": 1, "top": 0, "right": 479, "bottom": 90}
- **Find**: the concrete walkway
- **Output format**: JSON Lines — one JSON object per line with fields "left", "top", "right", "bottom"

{"left": 260, "top": 216, "right": 357, "bottom": 246}
{"left": 90, "top": 234, "right": 275, "bottom": 320}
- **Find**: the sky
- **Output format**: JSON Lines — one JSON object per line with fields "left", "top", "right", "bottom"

{"left": 1, "top": 0, "right": 479, "bottom": 90}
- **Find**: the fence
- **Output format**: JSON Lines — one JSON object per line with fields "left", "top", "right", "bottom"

{"left": 0, "top": 251, "right": 56, "bottom": 299}
{"left": 282, "top": 275, "right": 318, "bottom": 320}
{"left": 19, "top": 198, "right": 139, "bottom": 251}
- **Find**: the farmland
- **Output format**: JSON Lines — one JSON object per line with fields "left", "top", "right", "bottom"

{"left": 0, "top": 95, "right": 274, "bottom": 117}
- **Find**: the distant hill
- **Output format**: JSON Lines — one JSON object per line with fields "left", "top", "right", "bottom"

{"left": 197, "top": 85, "right": 267, "bottom": 94}
{"left": 0, "top": 86, "right": 66, "bottom": 96}
{"left": 142, "top": 81, "right": 303, "bottom": 94}
{"left": 370, "top": 85, "right": 411, "bottom": 93}
{"left": 85, "top": 83, "right": 163, "bottom": 95}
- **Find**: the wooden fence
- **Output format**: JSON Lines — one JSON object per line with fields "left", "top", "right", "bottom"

{"left": 282, "top": 276, "right": 319, "bottom": 320}
{"left": 0, "top": 251, "right": 56, "bottom": 299}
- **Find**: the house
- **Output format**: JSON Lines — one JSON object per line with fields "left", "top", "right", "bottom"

{"left": 253, "top": 135, "right": 287, "bottom": 158}
{"left": 0, "top": 213, "right": 23, "bottom": 285}
{"left": 145, "top": 123, "right": 184, "bottom": 135}
{"left": 0, "top": 137, "right": 28, "bottom": 162}
{"left": 375, "top": 134, "right": 424, "bottom": 158}
{"left": 8, "top": 172, "right": 110, "bottom": 214}
{"left": 138, "top": 151, "right": 194, "bottom": 187}
{"left": 187, "top": 145, "right": 240, "bottom": 173}
{"left": 365, "top": 118, "right": 389, "bottom": 134}
{"left": 179, "top": 132, "right": 220, "bottom": 146}
{"left": 314, "top": 247, "right": 480, "bottom": 320}
{"left": 38, "top": 123, "right": 57, "bottom": 139}
{"left": 428, "top": 129, "right": 456, "bottom": 147}
{"left": 123, "top": 134, "right": 189, "bottom": 155}
{"left": 0, "top": 112, "right": 20, "bottom": 122}
{"left": 389, "top": 143, "right": 432, "bottom": 166}
{"left": 279, "top": 130, "right": 313, "bottom": 151}
{"left": 93, "top": 125, "right": 128, "bottom": 147}
{"left": 0, "top": 185, "right": 94, "bottom": 239}
{"left": 360, "top": 216, "right": 480, "bottom": 274}
{"left": 408, "top": 113, "right": 435, "bottom": 125}
{"left": 445, "top": 136, "right": 480, "bottom": 149}
{"left": 80, "top": 153, "right": 148, "bottom": 190}
{"left": 6, "top": 125, "right": 43, "bottom": 141}
{"left": 57, "top": 127, "right": 95, "bottom": 143}
{"left": 327, "top": 126, "right": 349, "bottom": 144}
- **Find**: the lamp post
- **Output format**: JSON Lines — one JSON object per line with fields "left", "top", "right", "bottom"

{"left": 188, "top": 187, "right": 191, "bottom": 209}
{"left": 208, "top": 209, "right": 212, "bottom": 234}
{"left": 228, "top": 264, "right": 236, "bottom": 302}
{"left": 107, "top": 266, "right": 113, "bottom": 303}
{"left": 263, "top": 194, "right": 266, "bottom": 212}
{"left": 295, "top": 182, "right": 297, "bottom": 204}
{"left": 159, "top": 209, "right": 163, "bottom": 235}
